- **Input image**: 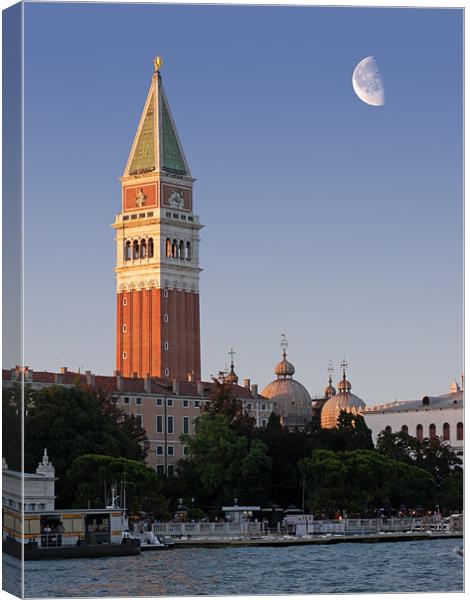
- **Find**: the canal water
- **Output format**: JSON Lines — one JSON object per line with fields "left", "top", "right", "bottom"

{"left": 5, "top": 538, "right": 464, "bottom": 597}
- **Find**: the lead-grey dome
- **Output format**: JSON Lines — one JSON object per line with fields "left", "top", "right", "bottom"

{"left": 261, "top": 347, "right": 311, "bottom": 428}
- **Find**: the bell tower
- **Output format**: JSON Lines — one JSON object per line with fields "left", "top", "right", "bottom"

{"left": 113, "top": 57, "right": 202, "bottom": 380}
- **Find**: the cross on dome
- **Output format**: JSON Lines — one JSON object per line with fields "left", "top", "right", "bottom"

{"left": 280, "top": 334, "right": 289, "bottom": 358}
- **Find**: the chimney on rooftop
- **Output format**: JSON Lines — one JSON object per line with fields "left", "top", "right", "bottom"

{"left": 144, "top": 375, "right": 151, "bottom": 393}
{"left": 197, "top": 382, "right": 204, "bottom": 397}
{"left": 85, "top": 370, "right": 95, "bottom": 387}
{"left": 244, "top": 378, "right": 251, "bottom": 389}
{"left": 251, "top": 384, "right": 258, "bottom": 399}
{"left": 172, "top": 380, "right": 180, "bottom": 395}
{"left": 60, "top": 367, "right": 68, "bottom": 374}
{"left": 115, "top": 374, "right": 123, "bottom": 391}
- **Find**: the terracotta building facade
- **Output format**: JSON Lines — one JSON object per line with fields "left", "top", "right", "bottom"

{"left": 113, "top": 59, "right": 202, "bottom": 381}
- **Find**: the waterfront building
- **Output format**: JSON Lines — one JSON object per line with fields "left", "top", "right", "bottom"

{"left": 362, "top": 380, "right": 464, "bottom": 457}
{"left": 3, "top": 366, "right": 274, "bottom": 475}
{"left": 113, "top": 57, "right": 202, "bottom": 381}
{"left": 320, "top": 359, "right": 367, "bottom": 429}
{"left": 2, "top": 451, "right": 131, "bottom": 557}
{"left": 261, "top": 336, "right": 312, "bottom": 429}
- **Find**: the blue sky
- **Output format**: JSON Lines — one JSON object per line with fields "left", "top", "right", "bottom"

{"left": 20, "top": 3, "right": 463, "bottom": 404}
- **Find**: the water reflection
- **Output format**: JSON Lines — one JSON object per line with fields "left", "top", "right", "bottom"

{"left": 9, "top": 538, "right": 463, "bottom": 598}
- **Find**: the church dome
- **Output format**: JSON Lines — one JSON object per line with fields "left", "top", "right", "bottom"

{"left": 261, "top": 337, "right": 311, "bottom": 429}
{"left": 321, "top": 368, "right": 366, "bottom": 429}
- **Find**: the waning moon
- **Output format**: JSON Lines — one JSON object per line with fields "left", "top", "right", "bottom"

{"left": 352, "top": 56, "right": 384, "bottom": 107}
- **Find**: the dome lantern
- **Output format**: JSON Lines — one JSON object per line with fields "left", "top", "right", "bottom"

{"left": 225, "top": 347, "right": 239, "bottom": 385}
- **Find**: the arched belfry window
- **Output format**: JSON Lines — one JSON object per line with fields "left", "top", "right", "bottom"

{"left": 140, "top": 239, "right": 147, "bottom": 259}
{"left": 179, "top": 240, "right": 185, "bottom": 260}
{"left": 166, "top": 238, "right": 172, "bottom": 258}
{"left": 148, "top": 238, "right": 154, "bottom": 258}
{"left": 443, "top": 422, "right": 450, "bottom": 441}
{"left": 457, "top": 422, "right": 463, "bottom": 441}
{"left": 429, "top": 423, "right": 436, "bottom": 439}
{"left": 125, "top": 240, "right": 131, "bottom": 261}
{"left": 172, "top": 239, "right": 178, "bottom": 258}
{"left": 133, "top": 240, "right": 139, "bottom": 259}
{"left": 186, "top": 241, "right": 191, "bottom": 261}
{"left": 416, "top": 424, "right": 423, "bottom": 441}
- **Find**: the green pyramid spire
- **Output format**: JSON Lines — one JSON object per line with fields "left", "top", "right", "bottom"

{"left": 128, "top": 92, "right": 156, "bottom": 175}
{"left": 161, "top": 94, "right": 187, "bottom": 175}
{"left": 125, "top": 68, "right": 190, "bottom": 178}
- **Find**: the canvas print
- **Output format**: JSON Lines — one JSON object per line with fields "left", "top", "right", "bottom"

{"left": 2, "top": 2, "right": 464, "bottom": 598}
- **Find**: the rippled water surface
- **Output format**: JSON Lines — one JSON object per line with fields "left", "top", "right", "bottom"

{"left": 4, "top": 538, "right": 464, "bottom": 597}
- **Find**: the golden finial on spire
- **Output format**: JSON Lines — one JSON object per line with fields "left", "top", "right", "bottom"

{"left": 154, "top": 56, "right": 163, "bottom": 73}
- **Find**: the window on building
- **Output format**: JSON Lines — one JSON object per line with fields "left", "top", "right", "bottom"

{"left": 401, "top": 425, "right": 408, "bottom": 434}
{"left": 262, "top": 419, "right": 267, "bottom": 428}
{"left": 122, "top": 324, "right": 127, "bottom": 333}
{"left": 186, "top": 241, "right": 191, "bottom": 261}
{"left": 136, "top": 397, "right": 142, "bottom": 405}
{"left": 183, "top": 446, "right": 188, "bottom": 456}
{"left": 183, "top": 416, "right": 190, "bottom": 435}
{"left": 156, "top": 415, "right": 163, "bottom": 433}
{"left": 164, "top": 341, "right": 169, "bottom": 351}
{"left": 384, "top": 426, "right": 392, "bottom": 434}
{"left": 133, "top": 239, "right": 139, "bottom": 259}
{"left": 164, "top": 314, "right": 169, "bottom": 323}
{"left": 194, "top": 400, "right": 200, "bottom": 408}
{"left": 167, "top": 398, "right": 173, "bottom": 407}
{"left": 140, "top": 239, "right": 147, "bottom": 258}
{"left": 156, "top": 465, "right": 164, "bottom": 475}
{"left": 135, "top": 414, "right": 143, "bottom": 426}
{"left": 261, "top": 403, "right": 266, "bottom": 411}
{"left": 416, "top": 424, "right": 423, "bottom": 441}
{"left": 156, "top": 398, "right": 163, "bottom": 406}
{"left": 122, "top": 297, "right": 127, "bottom": 306}
{"left": 179, "top": 240, "right": 185, "bottom": 260}
{"left": 429, "top": 423, "right": 436, "bottom": 439}
{"left": 457, "top": 422, "right": 464, "bottom": 441}
{"left": 167, "top": 465, "right": 175, "bottom": 476}
{"left": 148, "top": 238, "right": 154, "bottom": 258}
{"left": 166, "top": 238, "right": 172, "bottom": 258}
{"left": 167, "top": 446, "right": 174, "bottom": 456}
{"left": 124, "top": 240, "right": 131, "bottom": 261}
{"left": 156, "top": 445, "right": 163, "bottom": 456}
{"left": 183, "top": 400, "right": 189, "bottom": 408}
{"left": 164, "top": 368, "right": 170, "bottom": 377}
{"left": 122, "top": 351, "right": 127, "bottom": 360}
{"left": 172, "top": 239, "right": 178, "bottom": 258}
{"left": 123, "top": 397, "right": 130, "bottom": 405}
{"left": 163, "top": 289, "right": 169, "bottom": 298}
{"left": 442, "top": 422, "right": 450, "bottom": 441}
{"left": 167, "top": 416, "right": 174, "bottom": 434}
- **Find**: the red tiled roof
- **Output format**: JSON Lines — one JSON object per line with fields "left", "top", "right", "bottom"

{"left": 2, "top": 367, "right": 267, "bottom": 400}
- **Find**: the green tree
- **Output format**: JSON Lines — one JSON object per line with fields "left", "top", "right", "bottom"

{"left": 182, "top": 412, "right": 271, "bottom": 506}
{"left": 66, "top": 454, "right": 170, "bottom": 517}
{"left": 299, "top": 449, "right": 436, "bottom": 516}
{"left": 376, "top": 430, "right": 461, "bottom": 482}
{"left": 437, "top": 470, "right": 463, "bottom": 513}
{"left": 24, "top": 385, "right": 149, "bottom": 505}
{"left": 203, "top": 379, "right": 255, "bottom": 436}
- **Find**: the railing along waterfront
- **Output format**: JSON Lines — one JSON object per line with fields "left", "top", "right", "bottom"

{"left": 153, "top": 522, "right": 261, "bottom": 537}
{"left": 154, "top": 517, "right": 454, "bottom": 539}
